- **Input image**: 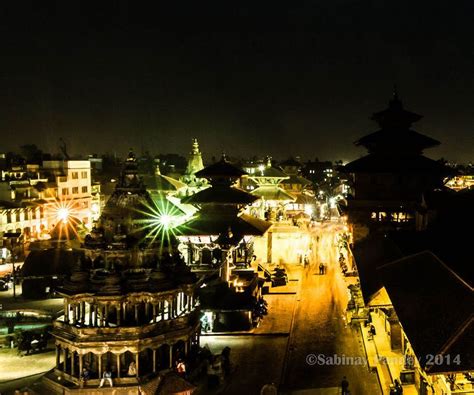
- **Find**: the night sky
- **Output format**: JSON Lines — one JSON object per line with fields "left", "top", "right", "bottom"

{"left": 1, "top": 2, "right": 474, "bottom": 162}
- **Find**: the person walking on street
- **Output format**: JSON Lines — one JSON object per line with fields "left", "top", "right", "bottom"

{"left": 341, "top": 376, "right": 350, "bottom": 394}
{"left": 319, "top": 262, "right": 324, "bottom": 275}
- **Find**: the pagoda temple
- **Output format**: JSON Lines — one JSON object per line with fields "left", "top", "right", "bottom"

{"left": 342, "top": 90, "right": 448, "bottom": 241}
{"left": 177, "top": 155, "right": 272, "bottom": 331}
{"left": 40, "top": 151, "right": 200, "bottom": 393}
{"left": 245, "top": 157, "right": 295, "bottom": 221}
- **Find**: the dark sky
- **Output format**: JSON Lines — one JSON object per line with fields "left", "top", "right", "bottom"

{"left": 1, "top": 1, "right": 474, "bottom": 162}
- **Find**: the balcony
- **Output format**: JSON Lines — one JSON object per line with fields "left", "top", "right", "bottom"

{"left": 53, "top": 310, "right": 200, "bottom": 343}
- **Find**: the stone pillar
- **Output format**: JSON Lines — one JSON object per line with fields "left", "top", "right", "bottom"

{"left": 161, "top": 301, "right": 166, "bottom": 321}
{"left": 64, "top": 301, "right": 69, "bottom": 323}
{"left": 79, "top": 354, "right": 83, "bottom": 377}
{"left": 184, "top": 340, "right": 188, "bottom": 355}
{"left": 72, "top": 304, "right": 76, "bottom": 325}
{"left": 62, "top": 348, "right": 67, "bottom": 372}
{"left": 267, "top": 231, "right": 273, "bottom": 263}
{"left": 70, "top": 351, "right": 75, "bottom": 376}
{"left": 152, "top": 304, "right": 157, "bottom": 322}
{"left": 135, "top": 353, "right": 139, "bottom": 377}
{"left": 152, "top": 349, "right": 157, "bottom": 373}
{"left": 169, "top": 345, "right": 173, "bottom": 368}
{"left": 116, "top": 353, "right": 121, "bottom": 378}
{"left": 56, "top": 345, "right": 61, "bottom": 368}
{"left": 104, "top": 304, "right": 109, "bottom": 326}
{"left": 145, "top": 302, "right": 150, "bottom": 322}
{"left": 98, "top": 353, "right": 102, "bottom": 379}
{"left": 134, "top": 304, "right": 139, "bottom": 324}
{"left": 117, "top": 304, "right": 121, "bottom": 326}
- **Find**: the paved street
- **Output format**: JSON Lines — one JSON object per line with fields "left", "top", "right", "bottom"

{"left": 207, "top": 222, "right": 380, "bottom": 394}
{"left": 280, "top": 223, "right": 380, "bottom": 394}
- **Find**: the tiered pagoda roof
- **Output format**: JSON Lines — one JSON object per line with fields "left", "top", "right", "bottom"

{"left": 344, "top": 91, "right": 444, "bottom": 174}
{"left": 180, "top": 155, "right": 271, "bottom": 237}
{"left": 354, "top": 91, "right": 440, "bottom": 156}
{"left": 195, "top": 155, "right": 247, "bottom": 180}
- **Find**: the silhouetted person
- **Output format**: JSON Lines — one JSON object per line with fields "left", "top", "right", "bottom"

{"left": 341, "top": 376, "right": 349, "bottom": 394}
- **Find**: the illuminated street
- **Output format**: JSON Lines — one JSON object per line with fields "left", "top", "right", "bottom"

{"left": 280, "top": 222, "right": 380, "bottom": 394}
{"left": 206, "top": 222, "right": 380, "bottom": 394}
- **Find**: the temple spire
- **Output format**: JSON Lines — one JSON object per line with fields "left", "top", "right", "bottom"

{"left": 185, "top": 138, "right": 204, "bottom": 176}
{"left": 191, "top": 138, "right": 200, "bottom": 155}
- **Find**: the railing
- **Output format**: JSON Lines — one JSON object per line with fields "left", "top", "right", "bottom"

{"left": 54, "top": 310, "right": 200, "bottom": 341}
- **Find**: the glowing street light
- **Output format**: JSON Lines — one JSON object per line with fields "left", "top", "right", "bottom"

{"left": 57, "top": 207, "right": 70, "bottom": 222}
{"left": 158, "top": 214, "right": 173, "bottom": 229}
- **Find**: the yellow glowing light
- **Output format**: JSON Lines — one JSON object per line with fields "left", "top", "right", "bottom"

{"left": 57, "top": 208, "right": 69, "bottom": 222}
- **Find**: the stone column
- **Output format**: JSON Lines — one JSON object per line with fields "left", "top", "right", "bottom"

{"left": 169, "top": 345, "right": 173, "bottom": 368}
{"left": 116, "top": 353, "right": 121, "bottom": 378}
{"left": 64, "top": 301, "right": 69, "bottom": 323}
{"left": 134, "top": 304, "right": 139, "bottom": 324}
{"left": 117, "top": 304, "right": 121, "bottom": 326}
{"left": 145, "top": 302, "right": 150, "bottom": 322}
{"left": 161, "top": 301, "right": 166, "bottom": 321}
{"left": 56, "top": 345, "right": 61, "bottom": 368}
{"left": 72, "top": 304, "right": 76, "bottom": 325}
{"left": 152, "top": 304, "right": 157, "bottom": 322}
{"left": 104, "top": 304, "right": 109, "bottom": 326}
{"left": 135, "top": 353, "right": 139, "bottom": 377}
{"left": 62, "top": 348, "right": 67, "bottom": 372}
{"left": 152, "top": 349, "right": 157, "bottom": 373}
{"left": 70, "top": 351, "right": 75, "bottom": 376}
{"left": 79, "top": 353, "right": 83, "bottom": 377}
{"left": 89, "top": 303, "right": 93, "bottom": 326}
{"left": 98, "top": 353, "right": 102, "bottom": 379}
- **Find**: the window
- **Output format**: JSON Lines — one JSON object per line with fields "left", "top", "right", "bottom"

{"left": 72, "top": 187, "right": 79, "bottom": 194}
{"left": 62, "top": 188, "right": 69, "bottom": 195}
{"left": 72, "top": 172, "right": 79, "bottom": 179}
{"left": 371, "top": 211, "right": 387, "bottom": 221}
{"left": 81, "top": 171, "right": 88, "bottom": 178}
{"left": 82, "top": 186, "right": 88, "bottom": 193}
